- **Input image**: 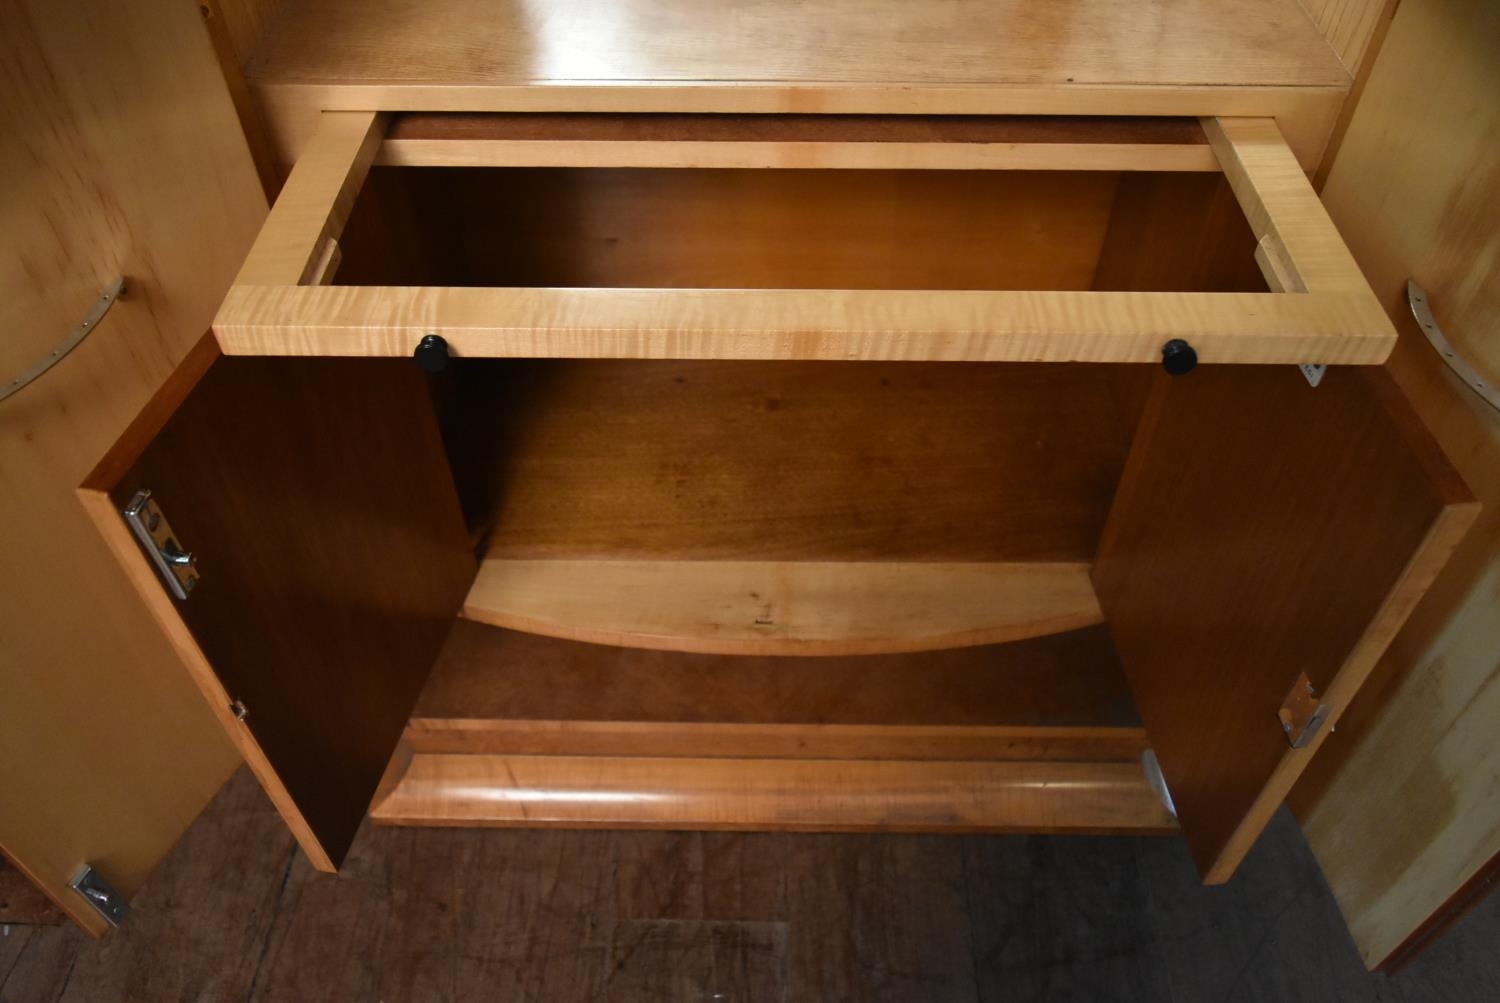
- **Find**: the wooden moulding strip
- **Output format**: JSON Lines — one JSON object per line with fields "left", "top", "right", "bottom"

{"left": 368, "top": 753, "right": 1179, "bottom": 834}
{"left": 404, "top": 719, "right": 1152, "bottom": 764}
{"left": 461, "top": 559, "right": 1103, "bottom": 657}
{"left": 214, "top": 285, "right": 1395, "bottom": 365}
{"left": 376, "top": 114, "right": 1219, "bottom": 172}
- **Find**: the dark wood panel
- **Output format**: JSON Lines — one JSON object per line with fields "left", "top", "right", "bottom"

{"left": 389, "top": 112, "right": 1209, "bottom": 146}
{"left": 451, "top": 359, "right": 1129, "bottom": 562}
{"left": 1094, "top": 364, "right": 1475, "bottom": 882}
{"left": 92, "top": 353, "right": 475, "bottom": 868}
{"left": 340, "top": 166, "right": 1121, "bottom": 291}
{"left": 416, "top": 620, "right": 1140, "bottom": 728}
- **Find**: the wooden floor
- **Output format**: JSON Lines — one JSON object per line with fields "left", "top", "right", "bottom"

{"left": 2, "top": 769, "right": 1497, "bottom": 1002}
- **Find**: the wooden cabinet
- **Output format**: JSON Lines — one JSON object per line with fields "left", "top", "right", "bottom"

{"left": 79, "top": 101, "right": 1475, "bottom": 891}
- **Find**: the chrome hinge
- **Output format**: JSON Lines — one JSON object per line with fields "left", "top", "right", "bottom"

{"left": 1279, "top": 672, "right": 1331, "bottom": 749}
{"left": 122, "top": 489, "right": 198, "bottom": 600}
{"left": 70, "top": 865, "right": 130, "bottom": 927}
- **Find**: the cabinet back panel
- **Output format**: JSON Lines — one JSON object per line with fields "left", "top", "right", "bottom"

{"left": 336, "top": 167, "right": 1257, "bottom": 292}
{"left": 440, "top": 359, "right": 1130, "bottom": 562}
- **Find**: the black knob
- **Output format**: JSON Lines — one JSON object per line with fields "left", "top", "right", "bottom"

{"left": 1161, "top": 339, "right": 1198, "bottom": 376}
{"left": 413, "top": 334, "right": 449, "bottom": 373}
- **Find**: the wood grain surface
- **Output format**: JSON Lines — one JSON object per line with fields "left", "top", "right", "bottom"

{"left": 463, "top": 560, "right": 1102, "bottom": 655}
{"left": 378, "top": 113, "right": 1219, "bottom": 172}
{"left": 1287, "top": 0, "right": 1500, "bottom": 968}
{"left": 1095, "top": 364, "right": 1475, "bottom": 884}
{"left": 84, "top": 354, "right": 476, "bottom": 870}
{"left": 0, "top": 0, "right": 264, "bottom": 934}
{"left": 459, "top": 360, "right": 1129, "bottom": 563}
{"left": 370, "top": 753, "right": 1177, "bottom": 834}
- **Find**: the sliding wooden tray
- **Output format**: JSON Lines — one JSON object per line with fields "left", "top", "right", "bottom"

{"left": 213, "top": 112, "right": 1395, "bottom": 365}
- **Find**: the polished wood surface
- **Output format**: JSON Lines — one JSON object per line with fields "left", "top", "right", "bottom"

{"left": 0, "top": 0, "right": 264, "bottom": 935}
{"left": 371, "top": 753, "right": 1176, "bottom": 834}
{"left": 464, "top": 560, "right": 1101, "bottom": 655}
{"left": 1288, "top": 0, "right": 1500, "bottom": 968}
{"left": 378, "top": 113, "right": 1220, "bottom": 172}
{"left": 408, "top": 621, "right": 1144, "bottom": 761}
{"left": 83, "top": 352, "right": 476, "bottom": 870}
{"left": 461, "top": 360, "right": 1127, "bottom": 562}
{"left": 240, "top": 0, "right": 1349, "bottom": 169}
{"left": 249, "top": 0, "right": 1348, "bottom": 90}
{"left": 1095, "top": 364, "right": 1476, "bottom": 884}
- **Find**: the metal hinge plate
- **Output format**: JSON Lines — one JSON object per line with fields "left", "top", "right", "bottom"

{"left": 122, "top": 489, "right": 198, "bottom": 600}
{"left": 1299, "top": 363, "right": 1327, "bottom": 387}
{"left": 1278, "top": 672, "right": 1331, "bottom": 749}
{"left": 70, "top": 865, "right": 130, "bottom": 927}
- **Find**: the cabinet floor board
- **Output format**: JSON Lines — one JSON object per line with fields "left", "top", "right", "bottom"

{"left": 5, "top": 768, "right": 1500, "bottom": 1001}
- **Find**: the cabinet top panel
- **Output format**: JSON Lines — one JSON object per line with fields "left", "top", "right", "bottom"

{"left": 248, "top": 0, "right": 1351, "bottom": 96}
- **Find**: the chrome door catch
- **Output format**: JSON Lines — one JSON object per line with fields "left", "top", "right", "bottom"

{"left": 122, "top": 489, "right": 198, "bottom": 600}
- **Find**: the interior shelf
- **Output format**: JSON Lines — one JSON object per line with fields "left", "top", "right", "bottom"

{"left": 462, "top": 558, "right": 1101, "bottom": 655}
{"left": 447, "top": 359, "right": 1129, "bottom": 653}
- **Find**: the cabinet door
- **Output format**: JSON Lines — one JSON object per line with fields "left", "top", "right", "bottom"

{"left": 80, "top": 338, "right": 476, "bottom": 871}
{"left": 1094, "top": 364, "right": 1477, "bottom": 884}
{"left": 0, "top": 0, "right": 266, "bottom": 934}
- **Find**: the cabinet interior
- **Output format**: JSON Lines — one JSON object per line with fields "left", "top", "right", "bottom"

{"left": 336, "top": 164, "right": 1266, "bottom": 293}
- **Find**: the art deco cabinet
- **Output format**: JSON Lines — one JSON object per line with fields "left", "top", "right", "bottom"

{"left": 42, "top": 0, "right": 1486, "bottom": 947}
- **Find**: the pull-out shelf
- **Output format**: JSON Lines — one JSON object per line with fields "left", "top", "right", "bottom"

{"left": 214, "top": 112, "right": 1395, "bottom": 365}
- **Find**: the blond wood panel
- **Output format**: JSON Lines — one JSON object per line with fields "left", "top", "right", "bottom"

{"left": 376, "top": 111, "right": 1219, "bottom": 172}
{"left": 1289, "top": 0, "right": 1500, "bottom": 968}
{"left": 254, "top": 83, "right": 1348, "bottom": 176}
{"left": 379, "top": 140, "right": 1215, "bottom": 172}
{"left": 464, "top": 560, "right": 1101, "bottom": 656}
{"left": 369, "top": 753, "right": 1178, "bottom": 834}
{"left": 233, "top": 110, "right": 385, "bottom": 286}
{"left": 214, "top": 285, "right": 1394, "bottom": 364}
{"left": 0, "top": 1, "right": 264, "bottom": 934}
{"left": 1203, "top": 116, "right": 1383, "bottom": 297}
{"left": 247, "top": 0, "right": 1348, "bottom": 89}
{"left": 1297, "top": 0, "right": 1397, "bottom": 73}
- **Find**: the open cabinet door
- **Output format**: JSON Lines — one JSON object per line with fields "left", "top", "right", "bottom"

{"left": 1094, "top": 364, "right": 1476, "bottom": 884}
{"left": 80, "top": 337, "right": 476, "bottom": 871}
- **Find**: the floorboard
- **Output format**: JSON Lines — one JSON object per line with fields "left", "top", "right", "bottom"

{"left": 2, "top": 767, "right": 1498, "bottom": 1002}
